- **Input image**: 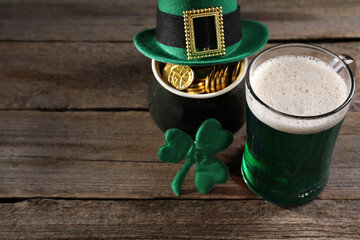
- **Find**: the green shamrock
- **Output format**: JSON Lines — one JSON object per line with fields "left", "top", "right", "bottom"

{"left": 158, "top": 119, "right": 234, "bottom": 196}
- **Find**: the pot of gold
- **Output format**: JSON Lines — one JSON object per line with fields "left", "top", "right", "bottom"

{"left": 148, "top": 59, "right": 247, "bottom": 136}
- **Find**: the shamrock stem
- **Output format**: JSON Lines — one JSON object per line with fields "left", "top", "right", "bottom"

{"left": 170, "top": 157, "right": 195, "bottom": 196}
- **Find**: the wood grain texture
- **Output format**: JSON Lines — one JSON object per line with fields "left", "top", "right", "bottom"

{"left": 0, "top": 111, "right": 358, "bottom": 165}
{"left": 0, "top": 199, "right": 359, "bottom": 239}
{"left": 0, "top": 111, "right": 359, "bottom": 199}
{"left": 1, "top": 0, "right": 360, "bottom": 41}
{"left": 0, "top": 42, "right": 359, "bottom": 110}
{"left": 0, "top": 42, "right": 150, "bottom": 110}
{"left": 1, "top": 1, "right": 360, "bottom": 239}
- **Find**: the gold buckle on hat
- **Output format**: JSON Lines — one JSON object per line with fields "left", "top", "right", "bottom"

{"left": 183, "top": 7, "right": 226, "bottom": 60}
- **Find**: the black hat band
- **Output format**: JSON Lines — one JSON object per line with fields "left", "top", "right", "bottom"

{"left": 156, "top": 6, "right": 242, "bottom": 50}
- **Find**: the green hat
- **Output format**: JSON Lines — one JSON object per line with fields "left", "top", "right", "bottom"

{"left": 134, "top": 0, "right": 268, "bottom": 66}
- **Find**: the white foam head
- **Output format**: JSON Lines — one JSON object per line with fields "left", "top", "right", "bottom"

{"left": 247, "top": 55, "right": 351, "bottom": 134}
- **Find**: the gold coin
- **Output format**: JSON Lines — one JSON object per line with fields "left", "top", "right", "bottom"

{"left": 216, "top": 69, "right": 223, "bottom": 91}
{"left": 186, "top": 88, "right": 206, "bottom": 94}
{"left": 231, "top": 61, "right": 241, "bottom": 82}
{"left": 187, "top": 86, "right": 205, "bottom": 92}
{"left": 189, "top": 81, "right": 205, "bottom": 88}
{"left": 232, "top": 60, "right": 245, "bottom": 83}
{"left": 221, "top": 66, "right": 230, "bottom": 90}
{"left": 162, "top": 63, "right": 174, "bottom": 82}
{"left": 187, "top": 81, "right": 205, "bottom": 92}
{"left": 235, "top": 61, "right": 241, "bottom": 81}
{"left": 168, "top": 65, "right": 194, "bottom": 90}
{"left": 161, "top": 60, "right": 245, "bottom": 93}
{"left": 205, "top": 70, "right": 214, "bottom": 93}
{"left": 238, "top": 60, "right": 245, "bottom": 79}
{"left": 211, "top": 71, "right": 218, "bottom": 93}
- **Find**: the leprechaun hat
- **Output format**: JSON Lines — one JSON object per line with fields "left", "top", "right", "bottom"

{"left": 134, "top": 0, "right": 268, "bottom": 66}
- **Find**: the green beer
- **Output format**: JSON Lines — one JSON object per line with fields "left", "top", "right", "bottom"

{"left": 242, "top": 44, "right": 355, "bottom": 206}
{"left": 242, "top": 106, "right": 343, "bottom": 206}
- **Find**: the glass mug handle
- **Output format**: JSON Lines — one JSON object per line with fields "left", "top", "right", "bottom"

{"left": 331, "top": 54, "right": 356, "bottom": 75}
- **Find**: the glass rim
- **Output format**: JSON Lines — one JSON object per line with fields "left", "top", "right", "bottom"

{"left": 246, "top": 43, "right": 355, "bottom": 120}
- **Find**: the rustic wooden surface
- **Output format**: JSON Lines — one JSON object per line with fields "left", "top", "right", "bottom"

{"left": 0, "top": 0, "right": 359, "bottom": 239}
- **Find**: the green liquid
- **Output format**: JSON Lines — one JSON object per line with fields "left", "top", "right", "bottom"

{"left": 242, "top": 106, "right": 343, "bottom": 206}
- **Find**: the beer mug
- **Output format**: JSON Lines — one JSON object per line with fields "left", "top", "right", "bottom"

{"left": 242, "top": 43, "right": 355, "bottom": 206}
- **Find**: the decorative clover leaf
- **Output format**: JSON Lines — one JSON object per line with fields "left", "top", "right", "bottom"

{"left": 158, "top": 119, "right": 233, "bottom": 196}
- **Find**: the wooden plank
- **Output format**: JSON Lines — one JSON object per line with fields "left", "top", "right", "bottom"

{"left": 1, "top": 0, "right": 360, "bottom": 41}
{"left": 0, "top": 199, "right": 359, "bottom": 239}
{"left": 0, "top": 0, "right": 157, "bottom": 42}
{"left": 0, "top": 111, "right": 359, "bottom": 199}
{"left": 0, "top": 110, "right": 358, "bottom": 165}
{"left": 0, "top": 42, "right": 150, "bottom": 110}
{"left": 0, "top": 111, "right": 163, "bottom": 162}
{"left": 0, "top": 155, "right": 359, "bottom": 200}
{"left": 242, "top": 0, "right": 360, "bottom": 40}
{"left": 0, "top": 42, "right": 359, "bottom": 110}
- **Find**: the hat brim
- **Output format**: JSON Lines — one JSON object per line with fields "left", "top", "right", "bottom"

{"left": 134, "top": 19, "right": 268, "bottom": 66}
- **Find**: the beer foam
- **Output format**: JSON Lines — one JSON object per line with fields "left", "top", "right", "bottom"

{"left": 247, "top": 55, "right": 349, "bottom": 134}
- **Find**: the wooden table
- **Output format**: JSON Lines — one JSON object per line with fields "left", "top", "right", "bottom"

{"left": 0, "top": 0, "right": 359, "bottom": 239}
